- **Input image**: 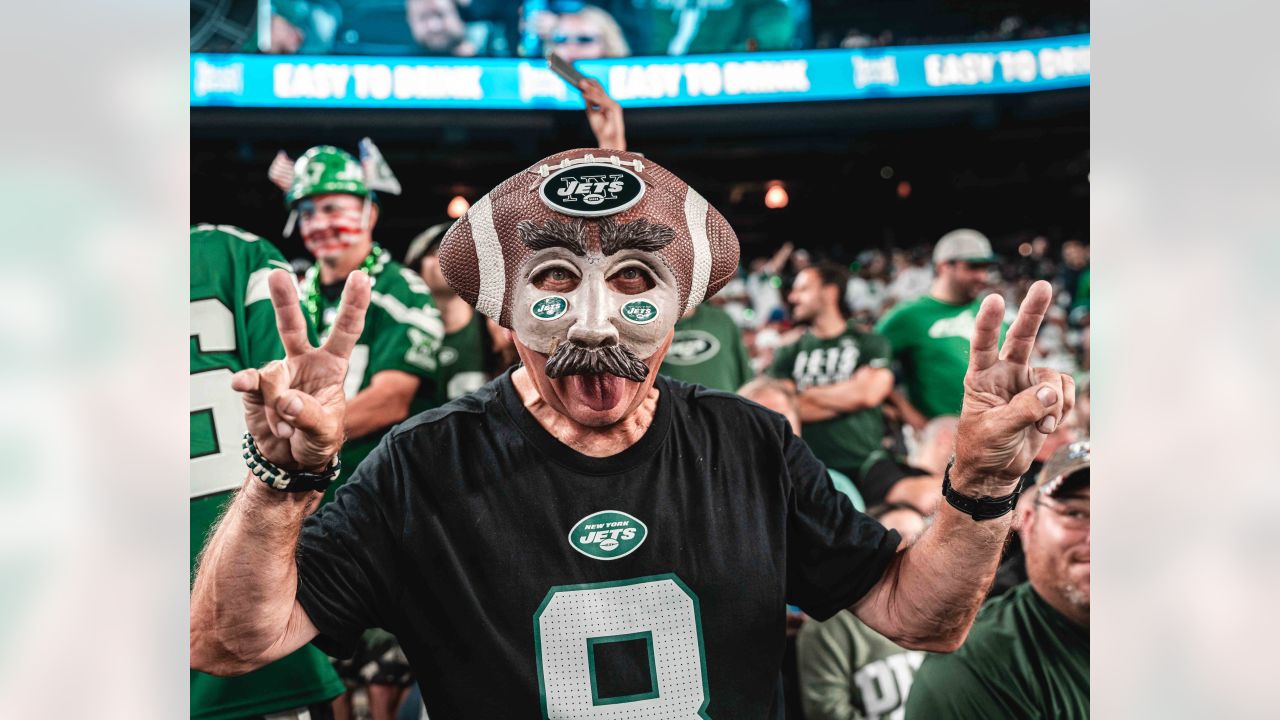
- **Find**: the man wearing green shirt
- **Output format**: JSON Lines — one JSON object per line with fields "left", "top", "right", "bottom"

{"left": 906, "top": 442, "right": 1090, "bottom": 718}
{"left": 660, "top": 302, "right": 754, "bottom": 391}
{"left": 285, "top": 145, "right": 444, "bottom": 482}
{"left": 768, "top": 263, "right": 896, "bottom": 503}
{"left": 876, "top": 229, "right": 1004, "bottom": 429}
{"left": 190, "top": 224, "right": 344, "bottom": 719}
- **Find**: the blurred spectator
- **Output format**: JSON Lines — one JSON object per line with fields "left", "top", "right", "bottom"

{"left": 580, "top": 77, "right": 627, "bottom": 150}
{"left": 885, "top": 247, "right": 932, "bottom": 305}
{"left": 876, "top": 229, "right": 1002, "bottom": 431}
{"left": 252, "top": 0, "right": 343, "bottom": 54}
{"left": 1058, "top": 238, "right": 1090, "bottom": 320}
{"left": 405, "top": 0, "right": 507, "bottom": 56}
{"left": 906, "top": 442, "right": 1090, "bottom": 717}
{"left": 661, "top": 303, "right": 754, "bottom": 392}
{"left": 545, "top": 3, "right": 631, "bottom": 60}
{"left": 634, "top": 0, "right": 796, "bottom": 55}
{"left": 738, "top": 376, "right": 865, "bottom": 510}
{"left": 767, "top": 263, "right": 901, "bottom": 506}
{"left": 845, "top": 250, "right": 890, "bottom": 323}
{"left": 796, "top": 502, "right": 928, "bottom": 720}
{"left": 745, "top": 242, "right": 792, "bottom": 328}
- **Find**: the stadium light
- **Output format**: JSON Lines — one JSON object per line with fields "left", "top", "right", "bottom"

{"left": 764, "top": 181, "right": 789, "bottom": 209}
{"left": 447, "top": 195, "right": 470, "bottom": 218}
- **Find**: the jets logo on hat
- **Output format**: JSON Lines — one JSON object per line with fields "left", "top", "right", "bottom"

{"left": 539, "top": 163, "right": 645, "bottom": 217}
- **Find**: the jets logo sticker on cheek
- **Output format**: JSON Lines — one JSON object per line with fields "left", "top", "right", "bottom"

{"left": 539, "top": 163, "right": 645, "bottom": 217}
{"left": 530, "top": 295, "right": 569, "bottom": 321}
{"left": 619, "top": 299, "right": 660, "bottom": 325}
{"left": 568, "top": 510, "right": 648, "bottom": 560}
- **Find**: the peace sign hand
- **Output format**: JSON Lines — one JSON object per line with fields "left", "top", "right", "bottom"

{"left": 952, "top": 280, "right": 1076, "bottom": 494}
{"left": 230, "top": 270, "right": 371, "bottom": 473}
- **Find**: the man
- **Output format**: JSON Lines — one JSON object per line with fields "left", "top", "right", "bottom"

{"left": 404, "top": 221, "right": 492, "bottom": 405}
{"left": 189, "top": 224, "right": 344, "bottom": 719}
{"left": 796, "top": 503, "right": 930, "bottom": 720}
{"left": 906, "top": 442, "right": 1090, "bottom": 718}
{"left": 284, "top": 144, "right": 444, "bottom": 480}
{"left": 876, "top": 229, "right": 1003, "bottom": 430}
{"left": 191, "top": 148, "right": 1074, "bottom": 719}
{"left": 660, "top": 302, "right": 754, "bottom": 392}
{"left": 767, "top": 263, "right": 899, "bottom": 506}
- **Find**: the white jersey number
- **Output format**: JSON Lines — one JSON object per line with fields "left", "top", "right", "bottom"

{"left": 534, "top": 574, "right": 710, "bottom": 719}
{"left": 190, "top": 299, "right": 247, "bottom": 499}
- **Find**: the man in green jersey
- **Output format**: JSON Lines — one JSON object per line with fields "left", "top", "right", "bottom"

{"left": 189, "top": 224, "right": 344, "bottom": 719}
{"left": 906, "top": 442, "right": 1090, "bottom": 718}
{"left": 660, "top": 302, "right": 754, "bottom": 391}
{"left": 876, "top": 229, "right": 1003, "bottom": 430}
{"left": 284, "top": 144, "right": 444, "bottom": 478}
{"left": 768, "top": 263, "right": 898, "bottom": 504}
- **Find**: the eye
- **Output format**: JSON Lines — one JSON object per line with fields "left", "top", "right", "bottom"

{"left": 608, "top": 265, "right": 655, "bottom": 295}
{"left": 532, "top": 265, "right": 579, "bottom": 292}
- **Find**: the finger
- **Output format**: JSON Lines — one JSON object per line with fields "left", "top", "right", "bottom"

{"left": 322, "top": 271, "right": 371, "bottom": 358}
{"left": 967, "top": 292, "right": 1005, "bottom": 372}
{"left": 268, "top": 269, "right": 313, "bottom": 357}
{"left": 257, "top": 361, "right": 291, "bottom": 438}
{"left": 1000, "top": 280, "right": 1053, "bottom": 365}
{"left": 993, "top": 380, "right": 1059, "bottom": 436}
{"left": 1031, "top": 367, "right": 1065, "bottom": 434}
{"left": 1060, "top": 372, "right": 1077, "bottom": 419}
{"left": 231, "top": 367, "right": 261, "bottom": 395}
{"left": 275, "top": 389, "right": 328, "bottom": 435}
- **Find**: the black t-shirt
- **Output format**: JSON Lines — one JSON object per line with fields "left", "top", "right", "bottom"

{"left": 296, "top": 370, "right": 899, "bottom": 719}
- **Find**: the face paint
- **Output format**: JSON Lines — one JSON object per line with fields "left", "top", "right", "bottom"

{"left": 299, "top": 194, "right": 367, "bottom": 259}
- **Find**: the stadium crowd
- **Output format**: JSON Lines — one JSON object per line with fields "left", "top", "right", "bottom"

{"left": 191, "top": 75, "right": 1089, "bottom": 720}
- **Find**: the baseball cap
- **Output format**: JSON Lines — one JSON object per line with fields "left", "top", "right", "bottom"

{"left": 1036, "top": 441, "right": 1090, "bottom": 498}
{"left": 404, "top": 221, "right": 453, "bottom": 269}
{"left": 933, "top": 228, "right": 998, "bottom": 265}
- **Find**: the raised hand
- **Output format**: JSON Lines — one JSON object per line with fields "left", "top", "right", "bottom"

{"left": 952, "top": 280, "right": 1075, "bottom": 494}
{"left": 579, "top": 78, "right": 626, "bottom": 151}
{"left": 230, "top": 269, "right": 371, "bottom": 472}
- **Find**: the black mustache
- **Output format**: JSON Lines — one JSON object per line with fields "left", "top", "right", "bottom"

{"left": 544, "top": 341, "right": 650, "bottom": 382}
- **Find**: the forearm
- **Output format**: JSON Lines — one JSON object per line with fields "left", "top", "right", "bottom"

{"left": 853, "top": 495, "right": 1010, "bottom": 651}
{"left": 190, "top": 477, "right": 321, "bottom": 675}
{"left": 345, "top": 385, "right": 412, "bottom": 440}
{"left": 801, "top": 373, "right": 890, "bottom": 414}
{"left": 798, "top": 392, "right": 840, "bottom": 422}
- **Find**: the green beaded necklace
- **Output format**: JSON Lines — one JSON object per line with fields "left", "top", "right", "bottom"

{"left": 301, "top": 243, "right": 386, "bottom": 334}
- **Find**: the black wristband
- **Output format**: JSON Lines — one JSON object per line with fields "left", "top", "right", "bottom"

{"left": 242, "top": 432, "right": 340, "bottom": 493}
{"left": 941, "top": 460, "right": 1020, "bottom": 520}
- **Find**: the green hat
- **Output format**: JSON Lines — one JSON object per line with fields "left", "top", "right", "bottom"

{"left": 286, "top": 145, "right": 370, "bottom": 207}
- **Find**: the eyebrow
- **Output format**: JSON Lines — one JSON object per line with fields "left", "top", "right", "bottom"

{"left": 517, "top": 219, "right": 588, "bottom": 256}
{"left": 598, "top": 218, "right": 675, "bottom": 255}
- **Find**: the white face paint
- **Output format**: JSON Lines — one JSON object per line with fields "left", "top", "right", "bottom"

{"left": 510, "top": 244, "right": 680, "bottom": 363}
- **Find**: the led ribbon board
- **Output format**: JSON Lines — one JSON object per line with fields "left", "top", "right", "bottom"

{"left": 192, "top": 34, "right": 1089, "bottom": 109}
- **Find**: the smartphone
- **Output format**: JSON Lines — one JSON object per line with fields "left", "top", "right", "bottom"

{"left": 546, "top": 51, "right": 588, "bottom": 90}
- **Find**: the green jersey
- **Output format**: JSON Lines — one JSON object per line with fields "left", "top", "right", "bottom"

{"left": 905, "top": 582, "right": 1089, "bottom": 718}
{"left": 303, "top": 247, "right": 444, "bottom": 481}
{"left": 659, "top": 303, "right": 754, "bottom": 392}
{"left": 797, "top": 610, "right": 924, "bottom": 720}
{"left": 767, "top": 322, "right": 891, "bottom": 473}
{"left": 642, "top": 0, "right": 794, "bottom": 55}
{"left": 875, "top": 295, "right": 1007, "bottom": 419}
{"left": 432, "top": 311, "right": 488, "bottom": 406}
{"left": 189, "top": 225, "right": 343, "bottom": 719}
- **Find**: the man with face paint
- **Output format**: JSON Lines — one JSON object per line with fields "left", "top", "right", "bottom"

{"left": 285, "top": 145, "right": 444, "bottom": 480}
{"left": 192, "top": 148, "right": 1076, "bottom": 720}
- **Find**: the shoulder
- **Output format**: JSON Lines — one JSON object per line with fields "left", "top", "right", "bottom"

{"left": 876, "top": 297, "right": 926, "bottom": 327}
{"left": 383, "top": 376, "right": 503, "bottom": 450}
{"left": 368, "top": 262, "right": 444, "bottom": 336}
{"left": 374, "top": 260, "right": 433, "bottom": 300}
{"left": 191, "top": 224, "right": 285, "bottom": 264}
{"left": 662, "top": 376, "right": 791, "bottom": 439}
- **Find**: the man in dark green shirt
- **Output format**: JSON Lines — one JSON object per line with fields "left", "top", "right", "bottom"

{"left": 876, "top": 229, "right": 1004, "bottom": 429}
{"left": 768, "top": 263, "right": 897, "bottom": 504}
{"left": 660, "top": 302, "right": 754, "bottom": 391}
{"left": 906, "top": 442, "right": 1090, "bottom": 718}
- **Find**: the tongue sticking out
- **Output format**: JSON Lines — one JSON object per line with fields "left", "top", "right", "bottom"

{"left": 569, "top": 373, "right": 627, "bottom": 412}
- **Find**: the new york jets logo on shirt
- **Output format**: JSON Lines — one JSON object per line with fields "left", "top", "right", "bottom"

{"left": 568, "top": 510, "right": 648, "bottom": 560}
{"left": 664, "top": 329, "right": 721, "bottom": 366}
{"left": 539, "top": 163, "right": 645, "bottom": 217}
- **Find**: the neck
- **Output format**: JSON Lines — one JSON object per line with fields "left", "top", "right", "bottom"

{"left": 511, "top": 366, "right": 658, "bottom": 458}
{"left": 318, "top": 244, "right": 372, "bottom": 285}
{"left": 930, "top": 278, "right": 967, "bottom": 305}
{"left": 811, "top": 308, "right": 847, "bottom": 339}
{"left": 433, "top": 290, "right": 474, "bottom": 334}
